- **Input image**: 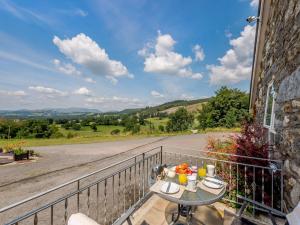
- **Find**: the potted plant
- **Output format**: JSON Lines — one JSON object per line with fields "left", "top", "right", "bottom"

{"left": 13, "top": 148, "right": 29, "bottom": 161}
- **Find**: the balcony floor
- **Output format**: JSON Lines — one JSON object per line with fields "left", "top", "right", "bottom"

{"left": 122, "top": 194, "right": 234, "bottom": 225}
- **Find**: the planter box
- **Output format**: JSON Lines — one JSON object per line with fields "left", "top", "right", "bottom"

{"left": 14, "top": 151, "right": 29, "bottom": 161}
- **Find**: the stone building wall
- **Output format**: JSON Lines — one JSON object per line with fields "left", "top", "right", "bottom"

{"left": 253, "top": 0, "right": 300, "bottom": 210}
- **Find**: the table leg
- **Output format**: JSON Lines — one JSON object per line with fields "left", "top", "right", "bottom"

{"left": 171, "top": 204, "right": 181, "bottom": 224}
{"left": 170, "top": 204, "right": 193, "bottom": 225}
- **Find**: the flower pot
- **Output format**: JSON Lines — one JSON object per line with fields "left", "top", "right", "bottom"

{"left": 14, "top": 151, "right": 29, "bottom": 161}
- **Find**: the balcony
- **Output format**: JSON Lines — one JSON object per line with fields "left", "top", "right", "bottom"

{"left": 0, "top": 147, "right": 284, "bottom": 225}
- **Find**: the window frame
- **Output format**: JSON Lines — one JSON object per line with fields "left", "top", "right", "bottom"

{"left": 263, "top": 82, "right": 276, "bottom": 133}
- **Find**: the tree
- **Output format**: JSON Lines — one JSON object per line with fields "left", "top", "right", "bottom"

{"left": 90, "top": 123, "right": 97, "bottom": 132}
{"left": 124, "top": 117, "right": 140, "bottom": 134}
{"left": 198, "top": 86, "right": 250, "bottom": 129}
{"left": 71, "top": 123, "right": 81, "bottom": 131}
{"left": 166, "top": 108, "right": 194, "bottom": 132}
{"left": 158, "top": 125, "right": 165, "bottom": 132}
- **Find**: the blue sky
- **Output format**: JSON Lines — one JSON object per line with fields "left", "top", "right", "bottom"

{"left": 0, "top": 0, "right": 258, "bottom": 111}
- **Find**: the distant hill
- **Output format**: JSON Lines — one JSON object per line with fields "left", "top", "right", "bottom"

{"left": 0, "top": 98, "right": 210, "bottom": 118}
{"left": 0, "top": 108, "right": 101, "bottom": 118}
{"left": 161, "top": 102, "right": 204, "bottom": 114}
{"left": 117, "top": 98, "right": 210, "bottom": 115}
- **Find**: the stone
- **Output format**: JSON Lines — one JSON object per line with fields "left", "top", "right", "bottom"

{"left": 290, "top": 181, "right": 300, "bottom": 206}
{"left": 283, "top": 115, "right": 290, "bottom": 127}
{"left": 291, "top": 100, "right": 300, "bottom": 108}
{"left": 277, "top": 66, "right": 300, "bottom": 103}
{"left": 253, "top": 0, "right": 300, "bottom": 210}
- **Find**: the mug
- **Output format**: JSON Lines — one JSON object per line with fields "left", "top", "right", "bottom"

{"left": 207, "top": 164, "right": 215, "bottom": 177}
{"left": 187, "top": 174, "right": 197, "bottom": 191}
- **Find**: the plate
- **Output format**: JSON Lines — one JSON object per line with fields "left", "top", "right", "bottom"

{"left": 203, "top": 177, "right": 224, "bottom": 189}
{"left": 160, "top": 182, "right": 180, "bottom": 194}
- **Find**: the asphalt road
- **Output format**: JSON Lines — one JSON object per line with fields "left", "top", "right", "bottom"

{"left": 0, "top": 132, "right": 230, "bottom": 224}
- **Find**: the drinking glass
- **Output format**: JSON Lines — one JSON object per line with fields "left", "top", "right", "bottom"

{"left": 198, "top": 168, "right": 206, "bottom": 179}
{"left": 178, "top": 174, "right": 187, "bottom": 185}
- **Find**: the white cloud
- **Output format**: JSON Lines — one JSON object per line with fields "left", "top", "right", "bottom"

{"left": 85, "top": 96, "right": 142, "bottom": 110}
{"left": 180, "top": 93, "right": 195, "bottom": 100}
{"left": 53, "top": 33, "right": 132, "bottom": 84}
{"left": 86, "top": 96, "right": 140, "bottom": 104}
{"left": 207, "top": 25, "right": 255, "bottom": 85}
{"left": 73, "top": 87, "right": 91, "bottom": 96}
{"left": 53, "top": 59, "right": 81, "bottom": 76}
{"left": 192, "top": 44, "right": 205, "bottom": 61}
{"left": 53, "top": 59, "right": 97, "bottom": 84}
{"left": 151, "top": 90, "right": 164, "bottom": 98}
{"left": 0, "top": 90, "right": 27, "bottom": 97}
{"left": 28, "top": 86, "right": 67, "bottom": 97}
{"left": 84, "top": 77, "right": 96, "bottom": 83}
{"left": 139, "top": 31, "right": 203, "bottom": 80}
{"left": 250, "top": 0, "right": 259, "bottom": 8}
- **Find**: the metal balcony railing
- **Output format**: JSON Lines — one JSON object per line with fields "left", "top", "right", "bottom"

{"left": 0, "top": 146, "right": 283, "bottom": 225}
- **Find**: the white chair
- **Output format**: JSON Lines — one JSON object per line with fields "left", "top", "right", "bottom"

{"left": 68, "top": 213, "right": 100, "bottom": 225}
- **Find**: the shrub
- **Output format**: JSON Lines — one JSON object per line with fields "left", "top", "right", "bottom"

{"left": 124, "top": 117, "right": 141, "bottom": 134}
{"left": 13, "top": 148, "right": 27, "bottom": 156}
{"left": 158, "top": 125, "right": 165, "bottom": 132}
{"left": 111, "top": 129, "right": 120, "bottom": 135}
{"left": 50, "top": 131, "right": 64, "bottom": 138}
{"left": 90, "top": 123, "right": 97, "bottom": 132}
{"left": 71, "top": 123, "right": 81, "bottom": 131}
{"left": 206, "top": 121, "right": 276, "bottom": 208}
{"left": 67, "top": 132, "right": 75, "bottom": 139}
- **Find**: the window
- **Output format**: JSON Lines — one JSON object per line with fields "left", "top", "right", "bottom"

{"left": 264, "top": 82, "right": 276, "bottom": 131}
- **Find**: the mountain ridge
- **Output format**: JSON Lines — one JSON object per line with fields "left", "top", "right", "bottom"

{"left": 0, "top": 98, "right": 211, "bottom": 118}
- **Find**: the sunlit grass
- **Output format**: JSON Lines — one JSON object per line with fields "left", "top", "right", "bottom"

{"left": 0, "top": 126, "right": 240, "bottom": 147}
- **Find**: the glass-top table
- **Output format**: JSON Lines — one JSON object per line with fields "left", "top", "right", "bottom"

{"left": 155, "top": 174, "right": 226, "bottom": 224}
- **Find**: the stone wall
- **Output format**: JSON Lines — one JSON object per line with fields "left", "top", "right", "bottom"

{"left": 254, "top": 0, "right": 300, "bottom": 210}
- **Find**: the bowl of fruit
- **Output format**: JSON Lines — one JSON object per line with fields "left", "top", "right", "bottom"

{"left": 175, "top": 163, "right": 192, "bottom": 175}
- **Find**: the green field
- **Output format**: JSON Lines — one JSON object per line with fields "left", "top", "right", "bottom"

{"left": 0, "top": 121, "right": 240, "bottom": 147}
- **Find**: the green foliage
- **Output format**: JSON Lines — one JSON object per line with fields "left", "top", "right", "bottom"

{"left": 198, "top": 86, "right": 250, "bottom": 129}
{"left": 111, "top": 129, "right": 121, "bottom": 135}
{"left": 71, "top": 123, "right": 81, "bottom": 131}
{"left": 158, "top": 125, "right": 165, "bottom": 132}
{"left": 90, "top": 123, "right": 97, "bottom": 132}
{"left": 13, "top": 148, "right": 27, "bottom": 156}
{"left": 123, "top": 116, "right": 141, "bottom": 134}
{"left": 66, "top": 132, "right": 75, "bottom": 139}
{"left": 0, "top": 119, "right": 63, "bottom": 139}
{"left": 166, "top": 108, "right": 194, "bottom": 132}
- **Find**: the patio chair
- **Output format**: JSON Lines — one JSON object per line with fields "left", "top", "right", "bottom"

{"left": 223, "top": 195, "right": 293, "bottom": 225}
{"left": 68, "top": 213, "right": 100, "bottom": 225}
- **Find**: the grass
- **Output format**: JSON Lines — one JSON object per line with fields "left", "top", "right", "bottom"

{"left": 58, "top": 125, "right": 124, "bottom": 137}
{"left": 0, "top": 125, "right": 240, "bottom": 147}
{"left": 145, "top": 117, "right": 169, "bottom": 127}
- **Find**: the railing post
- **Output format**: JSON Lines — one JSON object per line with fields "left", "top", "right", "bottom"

{"left": 77, "top": 180, "right": 80, "bottom": 212}
{"left": 160, "top": 146, "right": 163, "bottom": 164}
{"left": 142, "top": 153, "right": 145, "bottom": 197}
{"left": 134, "top": 157, "right": 136, "bottom": 203}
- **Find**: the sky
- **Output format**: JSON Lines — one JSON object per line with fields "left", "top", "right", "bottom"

{"left": 0, "top": 0, "right": 259, "bottom": 111}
